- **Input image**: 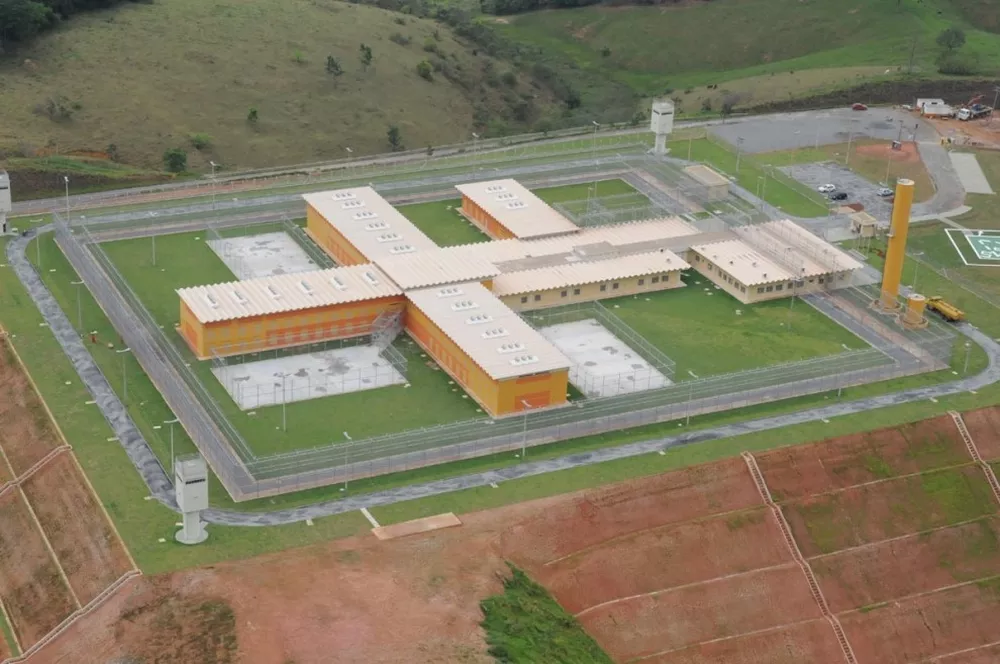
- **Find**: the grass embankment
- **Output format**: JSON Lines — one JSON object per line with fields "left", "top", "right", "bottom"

{"left": 953, "top": 151, "right": 1000, "bottom": 230}
{"left": 481, "top": 565, "right": 612, "bottom": 664}
{"left": 760, "top": 140, "right": 936, "bottom": 202}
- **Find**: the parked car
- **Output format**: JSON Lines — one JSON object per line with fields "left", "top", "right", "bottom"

{"left": 817, "top": 183, "right": 837, "bottom": 193}
{"left": 877, "top": 187, "right": 894, "bottom": 197}
{"left": 829, "top": 192, "right": 849, "bottom": 201}
{"left": 852, "top": 103, "right": 868, "bottom": 111}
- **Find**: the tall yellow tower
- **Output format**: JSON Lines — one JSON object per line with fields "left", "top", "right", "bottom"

{"left": 879, "top": 178, "right": 915, "bottom": 311}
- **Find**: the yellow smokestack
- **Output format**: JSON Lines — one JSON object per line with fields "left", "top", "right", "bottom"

{"left": 879, "top": 178, "right": 915, "bottom": 310}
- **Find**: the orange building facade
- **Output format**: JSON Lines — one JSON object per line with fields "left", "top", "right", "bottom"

{"left": 459, "top": 196, "right": 517, "bottom": 240}
{"left": 305, "top": 204, "right": 369, "bottom": 265}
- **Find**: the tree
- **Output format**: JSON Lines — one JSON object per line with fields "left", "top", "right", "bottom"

{"left": 387, "top": 125, "right": 403, "bottom": 152}
{"left": 247, "top": 107, "right": 259, "bottom": 124}
{"left": 720, "top": 102, "right": 734, "bottom": 123}
{"left": 416, "top": 60, "right": 433, "bottom": 80}
{"left": 163, "top": 148, "right": 187, "bottom": 173}
{"left": 326, "top": 55, "right": 343, "bottom": 76}
{"left": 359, "top": 43, "right": 373, "bottom": 70}
{"left": 0, "top": 0, "right": 55, "bottom": 50}
{"left": 936, "top": 26, "right": 966, "bottom": 52}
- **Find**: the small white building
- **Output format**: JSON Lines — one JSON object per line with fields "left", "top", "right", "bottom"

{"left": 916, "top": 98, "right": 954, "bottom": 118}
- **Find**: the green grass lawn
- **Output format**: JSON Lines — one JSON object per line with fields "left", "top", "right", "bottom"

{"left": 668, "top": 137, "right": 829, "bottom": 217}
{"left": 0, "top": 609, "right": 17, "bottom": 658}
{"left": 607, "top": 280, "right": 863, "bottom": 376}
{"left": 398, "top": 199, "right": 490, "bottom": 246}
{"left": 953, "top": 151, "right": 1000, "bottom": 231}
{"left": 533, "top": 178, "right": 639, "bottom": 204}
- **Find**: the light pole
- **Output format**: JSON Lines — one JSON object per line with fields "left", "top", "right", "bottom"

{"left": 686, "top": 370, "right": 698, "bottom": 425}
{"left": 688, "top": 133, "right": 694, "bottom": 161}
{"left": 280, "top": 373, "right": 288, "bottom": 432}
{"left": 735, "top": 137, "right": 744, "bottom": 174}
{"left": 343, "top": 431, "right": 352, "bottom": 490}
{"left": 472, "top": 132, "right": 480, "bottom": 170}
{"left": 989, "top": 86, "right": 1000, "bottom": 126}
{"left": 846, "top": 120, "right": 857, "bottom": 166}
{"left": 63, "top": 176, "right": 70, "bottom": 221}
{"left": 520, "top": 400, "right": 531, "bottom": 461}
{"left": 149, "top": 213, "right": 157, "bottom": 266}
{"left": 964, "top": 342, "right": 972, "bottom": 374}
{"left": 71, "top": 280, "right": 84, "bottom": 331}
{"left": 911, "top": 251, "right": 924, "bottom": 290}
{"left": 344, "top": 148, "right": 352, "bottom": 180}
{"left": 165, "top": 417, "right": 179, "bottom": 475}
{"left": 591, "top": 120, "right": 600, "bottom": 165}
{"left": 209, "top": 161, "right": 218, "bottom": 212}
{"left": 115, "top": 347, "right": 131, "bottom": 402}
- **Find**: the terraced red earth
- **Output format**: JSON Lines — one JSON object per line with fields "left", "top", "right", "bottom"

{"left": 961, "top": 406, "right": 1000, "bottom": 460}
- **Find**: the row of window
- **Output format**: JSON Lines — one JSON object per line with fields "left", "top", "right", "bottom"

{"left": 517, "top": 274, "right": 670, "bottom": 304}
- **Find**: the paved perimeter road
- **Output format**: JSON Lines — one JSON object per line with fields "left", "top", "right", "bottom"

{"left": 7, "top": 228, "right": 1000, "bottom": 526}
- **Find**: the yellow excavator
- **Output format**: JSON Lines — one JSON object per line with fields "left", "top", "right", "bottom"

{"left": 927, "top": 297, "right": 965, "bottom": 323}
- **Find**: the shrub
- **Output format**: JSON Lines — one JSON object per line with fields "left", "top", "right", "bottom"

{"left": 501, "top": 70, "right": 517, "bottom": 87}
{"left": 326, "top": 55, "right": 343, "bottom": 75}
{"left": 387, "top": 125, "right": 404, "bottom": 151}
{"left": 416, "top": 59, "right": 433, "bottom": 80}
{"left": 389, "top": 32, "right": 411, "bottom": 46}
{"left": 247, "top": 107, "right": 259, "bottom": 124}
{"left": 189, "top": 133, "right": 212, "bottom": 151}
{"left": 423, "top": 38, "right": 441, "bottom": 55}
{"left": 163, "top": 148, "right": 187, "bottom": 173}
{"left": 35, "top": 95, "right": 76, "bottom": 122}
{"left": 937, "top": 52, "right": 978, "bottom": 75}
{"left": 393, "top": 15, "right": 406, "bottom": 24}
{"left": 600, "top": 46, "right": 611, "bottom": 57}
{"left": 936, "top": 26, "right": 966, "bottom": 52}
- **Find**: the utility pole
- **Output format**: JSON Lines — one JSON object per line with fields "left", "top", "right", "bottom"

{"left": 210, "top": 161, "right": 218, "bottom": 211}
{"left": 71, "top": 280, "right": 84, "bottom": 330}
{"left": 63, "top": 176, "right": 70, "bottom": 222}
{"left": 735, "top": 137, "right": 744, "bottom": 173}
{"left": 520, "top": 400, "right": 531, "bottom": 460}
{"left": 342, "top": 431, "right": 352, "bottom": 490}
{"left": 591, "top": 120, "right": 600, "bottom": 166}
{"left": 686, "top": 370, "right": 698, "bottom": 425}
{"left": 165, "top": 417, "right": 179, "bottom": 475}
{"left": 906, "top": 34, "right": 918, "bottom": 75}
{"left": 116, "top": 348, "right": 131, "bottom": 402}
{"left": 989, "top": 87, "right": 1000, "bottom": 126}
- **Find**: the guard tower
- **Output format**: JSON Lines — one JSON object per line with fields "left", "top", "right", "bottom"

{"left": 174, "top": 455, "right": 209, "bottom": 545}
{"left": 0, "top": 170, "right": 11, "bottom": 235}
{"left": 650, "top": 99, "right": 675, "bottom": 156}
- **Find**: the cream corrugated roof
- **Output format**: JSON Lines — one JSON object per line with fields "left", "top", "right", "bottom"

{"left": 374, "top": 250, "right": 500, "bottom": 290}
{"left": 407, "top": 282, "right": 571, "bottom": 381}
{"left": 455, "top": 179, "right": 580, "bottom": 239}
{"left": 442, "top": 217, "right": 701, "bottom": 267}
{"left": 303, "top": 187, "right": 439, "bottom": 262}
{"left": 733, "top": 219, "right": 863, "bottom": 277}
{"left": 691, "top": 239, "right": 795, "bottom": 286}
{"left": 492, "top": 251, "right": 690, "bottom": 297}
{"left": 178, "top": 264, "right": 401, "bottom": 323}
{"left": 684, "top": 164, "right": 730, "bottom": 188}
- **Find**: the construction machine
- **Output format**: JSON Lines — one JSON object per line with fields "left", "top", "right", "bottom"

{"left": 957, "top": 95, "right": 993, "bottom": 121}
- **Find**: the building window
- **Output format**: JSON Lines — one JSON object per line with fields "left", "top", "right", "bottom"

{"left": 534, "top": 294, "right": 542, "bottom": 302}
{"left": 757, "top": 287, "right": 764, "bottom": 294}
{"left": 776, "top": 284, "right": 783, "bottom": 291}
{"left": 612, "top": 282, "right": 619, "bottom": 290}
{"left": 573, "top": 288, "right": 581, "bottom": 295}
{"left": 600, "top": 284, "right": 607, "bottom": 292}
{"left": 561, "top": 290, "right": 568, "bottom": 298}
{"left": 638, "top": 278, "right": 645, "bottom": 286}
{"left": 788, "top": 282, "right": 794, "bottom": 290}
{"left": 766, "top": 285, "right": 774, "bottom": 292}
{"left": 521, "top": 296, "right": 528, "bottom": 303}
{"left": 652, "top": 276, "right": 660, "bottom": 284}
{"left": 818, "top": 276, "right": 825, "bottom": 284}
{"left": 740, "top": 285, "right": 746, "bottom": 292}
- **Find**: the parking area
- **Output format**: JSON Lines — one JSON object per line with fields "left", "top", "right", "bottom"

{"left": 780, "top": 162, "right": 893, "bottom": 218}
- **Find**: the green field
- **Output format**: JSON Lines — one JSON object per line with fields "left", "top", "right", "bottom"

{"left": 398, "top": 200, "right": 490, "bottom": 246}
{"left": 953, "top": 151, "right": 1000, "bottom": 230}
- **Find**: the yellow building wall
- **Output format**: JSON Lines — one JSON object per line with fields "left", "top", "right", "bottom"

{"left": 461, "top": 197, "right": 516, "bottom": 240}
{"left": 688, "top": 252, "right": 852, "bottom": 305}
{"left": 500, "top": 270, "right": 685, "bottom": 312}
{"left": 404, "top": 302, "right": 501, "bottom": 414}
{"left": 305, "top": 204, "right": 369, "bottom": 265}
{"left": 497, "top": 370, "right": 569, "bottom": 414}
{"left": 178, "top": 300, "right": 204, "bottom": 356}
{"left": 179, "top": 296, "right": 405, "bottom": 359}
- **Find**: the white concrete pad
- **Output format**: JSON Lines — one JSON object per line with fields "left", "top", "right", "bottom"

{"left": 539, "top": 319, "right": 670, "bottom": 398}
{"left": 213, "top": 345, "right": 405, "bottom": 410}
{"left": 949, "top": 153, "right": 995, "bottom": 195}
{"left": 208, "top": 231, "right": 318, "bottom": 280}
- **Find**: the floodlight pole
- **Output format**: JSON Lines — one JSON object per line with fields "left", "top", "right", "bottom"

{"left": 165, "top": 417, "right": 179, "bottom": 475}
{"left": 63, "top": 176, "right": 70, "bottom": 222}
{"left": 735, "top": 137, "right": 744, "bottom": 174}
{"left": 344, "top": 148, "right": 352, "bottom": 180}
{"left": 472, "top": 132, "right": 480, "bottom": 170}
{"left": 116, "top": 347, "right": 131, "bottom": 402}
{"left": 591, "top": 121, "right": 600, "bottom": 166}
{"left": 520, "top": 400, "right": 530, "bottom": 461}
{"left": 846, "top": 120, "right": 856, "bottom": 166}
{"left": 686, "top": 370, "right": 698, "bottom": 426}
{"left": 210, "top": 161, "right": 218, "bottom": 212}
{"left": 989, "top": 86, "right": 1000, "bottom": 126}
{"left": 964, "top": 342, "right": 972, "bottom": 374}
{"left": 281, "top": 374, "right": 287, "bottom": 432}
{"left": 687, "top": 134, "right": 693, "bottom": 161}
{"left": 343, "top": 431, "right": 352, "bottom": 490}
{"left": 911, "top": 251, "right": 924, "bottom": 289}
{"left": 71, "top": 280, "right": 84, "bottom": 330}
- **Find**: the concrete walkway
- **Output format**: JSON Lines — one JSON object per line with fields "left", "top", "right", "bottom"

{"left": 7, "top": 227, "right": 1000, "bottom": 526}
{"left": 949, "top": 152, "right": 995, "bottom": 195}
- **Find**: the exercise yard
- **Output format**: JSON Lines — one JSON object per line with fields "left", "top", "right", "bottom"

{"left": 207, "top": 231, "right": 319, "bottom": 279}
{"left": 606, "top": 278, "right": 865, "bottom": 378}
{"left": 212, "top": 342, "right": 407, "bottom": 410}
{"left": 540, "top": 319, "right": 671, "bottom": 398}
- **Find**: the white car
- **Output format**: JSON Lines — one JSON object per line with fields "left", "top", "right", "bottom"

{"left": 877, "top": 187, "right": 893, "bottom": 197}
{"left": 817, "top": 184, "right": 836, "bottom": 193}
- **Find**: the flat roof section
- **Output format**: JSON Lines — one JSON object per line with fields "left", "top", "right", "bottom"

{"left": 683, "top": 164, "right": 730, "bottom": 188}
{"left": 491, "top": 251, "right": 691, "bottom": 297}
{"left": 691, "top": 239, "right": 794, "bottom": 287}
{"left": 303, "top": 187, "right": 439, "bottom": 262}
{"left": 374, "top": 249, "right": 500, "bottom": 291}
{"left": 733, "top": 219, "right": 864, "bottom": 277}
{"left": 178, "top": 264, "right": 402, "bottom": 324}
{"left": 455, "top": 179, "right": 580, "bottom": 240}
{"left": 406, "top": 282, "right": 571, "bottom": 381}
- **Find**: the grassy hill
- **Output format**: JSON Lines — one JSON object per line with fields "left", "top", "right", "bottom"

{"left": 494, "top": 0, "right": 1000, "bottom": 113}
{"left": 0, "top": 0, "right": 555, "bottom": 173}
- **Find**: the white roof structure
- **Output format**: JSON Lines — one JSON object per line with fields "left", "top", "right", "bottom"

{"left": 491, "top": 251, "right": 690, "bottom": 297}
{"left": 303, "top": 187, "right": 439, "bottom": 261}
{"left": 733, "top": 219, "right": 863, "bottom": 277}
{"left": 406, "top": 282, "right": 571, "bottom": 381}
{"left": 455, "top": 179, "right": 580, "bottom": 239}
{"left": 690, "top": 239, "right": 795, "bottom": 286}
{"left": 373, "top": 250, "right": 499, "bottom": 291}
{"left": 178, "top": 265, "right": 402, "bottom": 323}
{"left": 683, "top": 165, "right": 730, "bottom": 187}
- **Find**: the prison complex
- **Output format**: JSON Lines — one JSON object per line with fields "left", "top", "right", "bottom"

{"left": 178, "top": 179, "right": 861, "bottom": 416}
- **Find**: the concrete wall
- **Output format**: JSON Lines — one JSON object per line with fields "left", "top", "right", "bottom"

{"left": 500, "top": 270, "right": 685, "bottom": 312}
{"left": 306, "top": 204, "right": 368, "bottom": 265}
{"left": 179, "top": 295, "right": 406, "bottom": 359}
{"left": 687, "top": 251, "right": 852, "bottom": 304}
{"left": 461, "top": 196, "right": 516, "bottom": 240}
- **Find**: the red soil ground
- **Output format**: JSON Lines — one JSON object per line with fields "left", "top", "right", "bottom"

{"left": 960, "top": 406, "right": 1000, "bottom": 461}
{"left": 0, "top": 344, "right": 57, "bottom": 475}
{"left": 643, "top": 618, "right": 846, "bottom": 664}
{"left": 0, "top": 491, "right": 76, "bottom": 648}
{"left": 500, "top": 456, "right": 761, "bottom": 566}
{"left": 578, "top": 564, "right": 821, "bottom": 662}
{"left": 20, "top": 453, "right": 134, "bottom": 605}
{"left": 840, "top": 582, "right": 1000, "bottom": 663}
{"left": 855, "top": 140, "right": 922, "bottom": 163}
{"left": 935, "top": 642, "right": 1000, "bottom": 663}
{"left": 811, "top": 516, "right": 1000, "bottom": 613}
{"left": 532, "top": 507, "right": 789, "bottom": 615}
{"left": 754, "top": 415, "right": 967, "bottom": 501}
{"left": 0, "top": 634, "right": 8, "bottom": 661}
{"left": 782, "top": 465, "right": 995, "bottom": 556}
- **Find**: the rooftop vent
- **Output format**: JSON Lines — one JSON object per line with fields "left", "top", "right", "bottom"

{"left": 451, "top": 300, "right": 479, "bottom": 312}
{"left": 341, "top": 200, "right": 365, "bottom": 209}
{"left": 506, "top": 201, "right": 528, "bottom": 210}
{"left": 485, "top": 184, "right": 506, "bottom": 193}
{"left": 363, "top": 271, "right": 380, "bottom": 286}
{"left": 481, "top": 327, "right": 509, "bottom": 339}
{"left": 497, "top": 342, "right": 526, "bottom": 354}
{"left": 376, "top": 232, "right": 402, "bottom": 243}
{"left": 204, "top": 293, "right": 219, "bottom": 309}
{"left": 332, "top": 191, "right": 356, "bottom": 200}
{"left": 331, "top": 276, "right": 348, "bottom": 291}
{"left": 509, "top": 355, "right": 540, "bottom": 367}
{"left": 364, "top": 221, "right": 389, "bottom": 231}
{"left": 495, "top": 192, "right": 517, "bottom": 201}
{"left": 266, "top": 285, "right": 282, "bottom": 300}
{"left": 466, "top": 313, "right": 494, "bottom": 325}
{"left": 437, "top": 287, "right": 464, "bottom": 298}
{"left": 230, "top": 290, "right": 248, "bottom": 306}
{"left": 389, "top": 244, "right": 416, "bottom": 255}
{"left": 353, "top": 210, "right": 378, "bottom": 220}
{"left": 298, "top": 280, "right": 314, "bottom": 295}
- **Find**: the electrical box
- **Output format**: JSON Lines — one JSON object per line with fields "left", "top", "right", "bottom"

{"left": 175, "top": 456, "right": 209, "bottom": 512}
{"left": 650, "top": 100, "right": 675, "bottom": 136}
